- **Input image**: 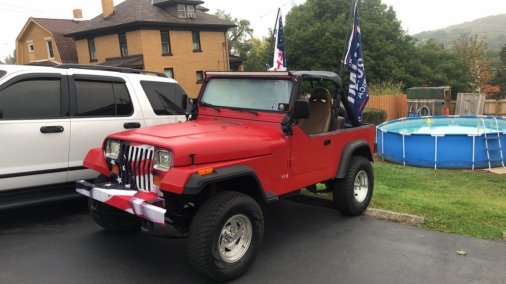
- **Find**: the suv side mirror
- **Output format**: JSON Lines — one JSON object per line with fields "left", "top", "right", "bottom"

{"left": 293, "top": 100, "right": 309, "bottom": 119}
{"left": 181, "top": 94, "right": 189, "bottom": 110}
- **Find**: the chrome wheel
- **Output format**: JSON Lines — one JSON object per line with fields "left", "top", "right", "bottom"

{"left": 353, "top": 170, "right": 369, "bottom": 203}
{"left": 218, "top": 214, "right": 253, "bottom": 263}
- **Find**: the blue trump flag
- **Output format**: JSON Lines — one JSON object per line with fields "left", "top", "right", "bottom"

{"left": 344, "top": 0, "right": 368, "bottom": 123}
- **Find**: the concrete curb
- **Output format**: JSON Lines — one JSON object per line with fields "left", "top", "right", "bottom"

{"left": 365, "top": 208, "right": 425, "bottom": 226}
{"left": 287, "top": 195, "right": 425, "bottom": 226}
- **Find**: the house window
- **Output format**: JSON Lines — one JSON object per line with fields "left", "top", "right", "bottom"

{"left": 27, "top": 42, "right": 34, "bottom": 53}
{"left": 177, "top": 4, "right": 186, "bottom": 18}
{"left": 192, "top": 31, "right": 201, "bottom": 52}
{"left": 87, "top": 38, "right": 97, "bottom": 61}
{"left": 164, "top": 68, "right": 174, "bottom": 79}
{"left": 196, "top": 71, "right": 204, "bottom": 83}
{"left": 46, "top": 40, "right": 54, "bottom": 58}
{"left": 118, "top": 33, "right": 128, "bottom": 57}
{"left": 160, "top": 31, "right": 171, "bottom": 55}
{"left": 187, "top": 5, "right": 196, "bottom": 18}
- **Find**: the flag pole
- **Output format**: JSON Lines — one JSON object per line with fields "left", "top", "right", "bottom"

{"left": 271, "top": 8, "right": 281, "bottom": 67}
{"left": 273, "top": 8, "right": 281, "bottom": 36}
{"left": 339, "top": 0, "right": 358, "bottom": 78}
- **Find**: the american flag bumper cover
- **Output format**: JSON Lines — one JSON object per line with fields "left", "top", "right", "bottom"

{"left": 76, "top": 180, "right": 166, "bottom": 224}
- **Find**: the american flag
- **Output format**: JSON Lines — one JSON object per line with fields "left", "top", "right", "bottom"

{"left": 344, "top": 0, "right": 368, "bottom": 123}
{"left": 113, "top": 144, "right": 158, "bottom": 193}
{"left": 269, "top": 9, "right": 287, "bottom": 71}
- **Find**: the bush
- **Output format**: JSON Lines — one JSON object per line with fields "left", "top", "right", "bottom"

{"left": 368, "top": 81, "right": 405, "bottom": 96}
{"left": 362, "top": 108, "right": 387, "bottom": 125}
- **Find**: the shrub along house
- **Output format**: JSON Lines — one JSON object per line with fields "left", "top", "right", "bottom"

{"left": 66, "top": 0, "right": 235, "bottom": 97}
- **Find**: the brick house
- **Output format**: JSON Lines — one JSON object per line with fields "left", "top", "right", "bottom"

{"left": 66, "top": 0, "right": 235, "bottom": 97}
{"left": 16, "top": 13, "right": 84, "bottom": 65}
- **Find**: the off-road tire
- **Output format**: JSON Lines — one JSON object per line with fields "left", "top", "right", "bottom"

{"left": 88, "top": 175, "right": 142, "bottom": 233}
{"left": 187, "top": 191, "right": 264, "bottom": 282}
{"left": 333, "top": 156, "right": 374, "bottom": 216}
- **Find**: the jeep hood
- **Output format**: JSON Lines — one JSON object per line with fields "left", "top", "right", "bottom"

{"left": 111, "top": 120, "right": 283, "bottom": 166}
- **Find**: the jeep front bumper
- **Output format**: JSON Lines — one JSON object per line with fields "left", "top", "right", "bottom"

{"left": 76, "top": 180, "right": 166, "bottom": 224}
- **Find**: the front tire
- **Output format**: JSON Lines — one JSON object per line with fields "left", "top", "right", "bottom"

{"left": 333, "top": 156, "right": 374, "bottom": 216}
{"left": 187, "top": 191, "right": 264, "bottom": 282}
{"left": 88, "top": 175, "right": 142, "bottom": 233}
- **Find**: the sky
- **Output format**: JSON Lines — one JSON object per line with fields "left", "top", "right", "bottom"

{"left": 1, "top": 0, "right": 506, "bottom": 61}
{"left": 381, "top": 0, "right": 506, "bottom": 34}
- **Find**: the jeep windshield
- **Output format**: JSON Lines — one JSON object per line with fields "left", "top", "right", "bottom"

{"left": 200, "top": 78, "right": 292, "bottom": 112}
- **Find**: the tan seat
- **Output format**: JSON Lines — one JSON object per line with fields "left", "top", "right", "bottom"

{"left": 299, "top": 88, "right": 332, "bottom": 135}
{"left": 336, "top": 116, "right": 346, "bottom": 129}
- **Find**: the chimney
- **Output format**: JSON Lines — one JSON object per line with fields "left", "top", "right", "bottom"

{"left": 73, "top": 9, "right": 83, "bottom": 21}
{"left": 101, "top": 0, "right": 114, "bottom": 18}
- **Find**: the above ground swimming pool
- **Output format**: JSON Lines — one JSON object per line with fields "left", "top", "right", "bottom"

{"left": 377, "top": 116, "right": 506, "bottom": 169}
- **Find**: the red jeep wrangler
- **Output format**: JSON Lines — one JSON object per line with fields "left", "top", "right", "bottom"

{"left": 77, "top": 71, "right": 375, "bottom": 281}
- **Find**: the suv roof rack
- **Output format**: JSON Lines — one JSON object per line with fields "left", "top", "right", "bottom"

{"left": 54, "top": 64, "right": 167, "bottom": 77}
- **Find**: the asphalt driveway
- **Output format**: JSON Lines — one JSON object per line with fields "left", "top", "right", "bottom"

{"left": 0, "top": 198, "right": 505, "bottom": 283}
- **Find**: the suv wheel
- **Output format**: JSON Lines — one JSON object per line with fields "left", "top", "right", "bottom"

{"left": 333, "top": 156, "right": 374, "bottom": 216}
{"left": 187, "top": 191, "right": 264, "bottom": 282}
{"left": 88, "top": 175, "right": 142, "bottom": 232}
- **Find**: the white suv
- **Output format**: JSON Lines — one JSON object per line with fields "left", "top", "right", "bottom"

{"left": 0, "top": 64, "right": 188, "bottom": 208}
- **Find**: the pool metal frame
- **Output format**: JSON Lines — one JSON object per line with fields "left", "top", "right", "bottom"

{"left": 377, "top": 115, "right": 506, "bottom": 170}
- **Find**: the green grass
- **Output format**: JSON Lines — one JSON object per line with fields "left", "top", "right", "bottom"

{"left": 308, "top": 160, "right": 506, "bottom": 240}
{"left": 372, "top": 160, "right": 506, "bottom": 240}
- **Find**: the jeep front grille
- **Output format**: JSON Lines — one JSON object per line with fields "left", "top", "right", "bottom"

{"left": 117, "top": 144, "right": 155, "bottom": 192}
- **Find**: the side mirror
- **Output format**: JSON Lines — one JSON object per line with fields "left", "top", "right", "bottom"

{"left": 181, "top": 94, "right": 189, "bottom": 110}
{"left": 293, "top": 100, "right": 309, "bottom": 119}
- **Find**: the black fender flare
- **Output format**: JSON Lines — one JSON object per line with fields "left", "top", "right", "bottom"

{"left": 336, "top": 140, "right": 373, "bottom": 179}
{"left": 184, "top": 165, "right": 277, "bottom": 203}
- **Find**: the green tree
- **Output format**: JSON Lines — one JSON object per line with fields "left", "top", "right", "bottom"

{"left": 284, "top": 0, "right": 475, "bottom": 94}
{"left": 452, "top": 34, "right": 489, "bottom": 92}
{"left": 484, "top": 49, "right": 501, "bottom": 80}
{"left": 3, "top": 49, "right": 16, "bottom": 64}
{"left": 215, "top": 10, "right": 253, "bottom": 58}
{"left": 411, "top": 40, "right": 470, "bottom": 96}
{"left": 284, "top": 0, "right": 349, "bottom": 72}
{"left": 244, "top": 34, "right": 274, "bottom": 71}
{"left": 284, "top": 0, "right": 414, "bottom": 84}
{"left": 492, "top": 42, "right": 506, "bottom": 98}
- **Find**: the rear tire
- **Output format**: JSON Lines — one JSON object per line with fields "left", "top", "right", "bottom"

{"left": 187, "top": 191, "right": 264, "bottom": 282}
{"left": 88, "top": 175, "right": 141, "bottom": 233}
{"left": 333, "top": 156, "right": 374, "bottom": 216}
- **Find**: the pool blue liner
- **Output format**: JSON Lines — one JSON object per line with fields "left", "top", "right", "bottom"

{"left": 377, "top": 116, "right": 506, "bottom": 169}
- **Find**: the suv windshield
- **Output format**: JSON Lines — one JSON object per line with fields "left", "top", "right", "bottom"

{"left": 201, "top": 78, "right": 292, "bottom": 112}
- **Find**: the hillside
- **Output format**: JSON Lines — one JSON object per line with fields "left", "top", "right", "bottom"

{"left": 413, "top": 14, "right": 506, "bottom": 50}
